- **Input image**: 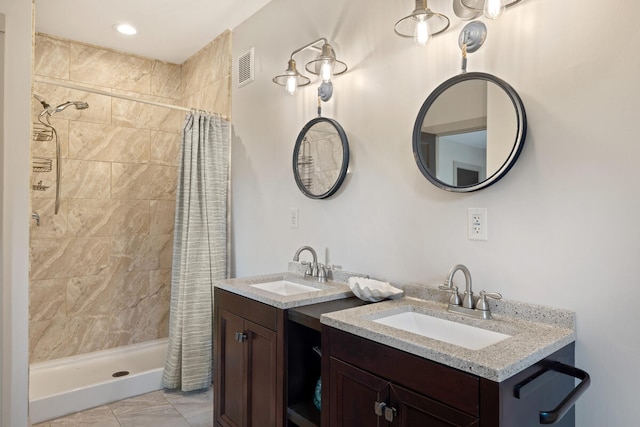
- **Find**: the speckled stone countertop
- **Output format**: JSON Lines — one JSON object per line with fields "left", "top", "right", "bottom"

{"left": 321, "top": 291, "right": 576, "bottom": 382}
{"left": 214, "top": 263, "right": 366, "bottom": 309}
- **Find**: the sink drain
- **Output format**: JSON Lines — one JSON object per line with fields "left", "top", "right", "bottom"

{"left": 112, "top": 371, "right": 130, "bottom": 378}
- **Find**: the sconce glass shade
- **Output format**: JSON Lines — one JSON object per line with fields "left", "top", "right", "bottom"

{"left": 460, "top": 0, "right": 522, "bottom": 19}
{"left": 453, "top": 0, "right": 482, "bottom": 20}
{"left": 305, "top": 43, "right": 348, "bottom": 83}
{"left": 272, "top": 59, "right": 311, "bottom": 95}
{"left": 394, "top": 0, "right": 450, "bottom": 46}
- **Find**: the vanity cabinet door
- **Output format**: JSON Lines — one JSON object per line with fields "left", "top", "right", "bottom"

{"left": 214, "top": 288, "right": 284, "bottom": 427}
{"left": 245, "top": 320, "right": 278, "bottom": 427}
{"left": 327, "top": 356, "right": 479, "bottom": 427}
{"left": 217, "top": 309, "right": 246, "bottom": 427}
{"left": 328, "top": 357, "right": 389, "bottom": 427}
{"left": 389, "top": 384, "right": 479, "bottom": 427}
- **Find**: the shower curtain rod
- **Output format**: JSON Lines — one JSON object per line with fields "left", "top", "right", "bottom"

{"left": 33, "top": 76, "right": 229, "bottom": 120}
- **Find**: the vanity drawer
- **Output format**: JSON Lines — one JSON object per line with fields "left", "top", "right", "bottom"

{"left": 215, "top": 288, "right": 278, "bottom": 331}
{"left": 323, "top": 326, "right": 480, "bottom": 417}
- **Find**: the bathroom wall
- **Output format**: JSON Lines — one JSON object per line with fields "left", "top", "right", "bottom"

{"left": 29, "top": 31, "right": 230, "bottom": 363}
{"left": 231, "top": 0, "right": 640, "bottom": 426}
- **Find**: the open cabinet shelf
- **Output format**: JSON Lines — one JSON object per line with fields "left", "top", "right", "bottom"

{"left": 286, "top": 297, "right": 366, "bottom": 427}
{"left": 287, "top": 400, "right": 321, "bottom": 427}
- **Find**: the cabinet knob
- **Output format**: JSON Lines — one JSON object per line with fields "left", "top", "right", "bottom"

{"left": 235, "top": 332, "right": 247, "bottom": 342}
{"left": 374, "top": 401, "right": 397, "bottom": 421}
{"left": 384, "top": 406, "right": 397, "bottom": 422}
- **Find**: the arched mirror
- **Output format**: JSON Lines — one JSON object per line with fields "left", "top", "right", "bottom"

{"left": 412, "top": 72, "right": 526, "bottom": 192}
{"left": 293, "top": 117, "right": 349, "bottom": 199}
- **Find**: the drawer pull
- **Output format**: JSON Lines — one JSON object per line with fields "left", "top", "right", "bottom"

{"left": 235, "top": 332, "right": 247, "bottom": 342}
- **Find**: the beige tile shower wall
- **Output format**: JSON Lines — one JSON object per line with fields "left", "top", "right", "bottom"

{"left": 29, "top": 32, "right": 225, "bottom": 363}
{"left": 181, "top": 30, "right": 231, "bottom": 118}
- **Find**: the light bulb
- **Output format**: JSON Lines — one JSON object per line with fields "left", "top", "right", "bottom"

{"left": 484, "top": 0, "right": 504, "bottom": 19}
{"left": 414, "top": 17, "right": 430, "bottom": 47}
{"left": 320, "top": 61, "right": 333, "bottom": 82}
{"left": 285, "top": 76, "right": 298, "bottom": 95}
{"left": 113, "top": 23, "right": 137, "bottom": 35}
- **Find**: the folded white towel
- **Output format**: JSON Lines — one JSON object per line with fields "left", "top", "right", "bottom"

{"left": 348, "top": 277, "right": 404, "bottom": 302}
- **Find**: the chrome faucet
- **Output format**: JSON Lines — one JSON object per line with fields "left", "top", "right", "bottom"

{"left": 293, "top": 246, "right": 319, "bottom": 278}
{"left": 449, "top": 264, "right": 474, "bottom": 308}
{"left": 439, "top": 264, "right": 502, "bottom": 320}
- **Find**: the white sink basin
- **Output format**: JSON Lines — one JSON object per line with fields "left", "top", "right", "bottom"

{"left": 373, "top": 310, "right": 510, "bottom": 350}
{"left": 250, "top": 280, "right": 321, "bottom": 296}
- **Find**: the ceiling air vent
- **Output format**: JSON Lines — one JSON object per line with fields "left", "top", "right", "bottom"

{"left": 237, "top": 47, "right": 255, "bottom": 88}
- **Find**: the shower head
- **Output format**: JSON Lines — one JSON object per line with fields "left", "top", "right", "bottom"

{"left": 37, "top": 99, "right": 90, "bottom": 122}
{"left": 53, "top": 101, "right": 89, "bottom": 113}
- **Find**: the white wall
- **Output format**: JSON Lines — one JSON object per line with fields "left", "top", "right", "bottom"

{"left": 486, "top": 81, "right": 515, "bottom": 174}
{"left": 232, "top": 0, "right": 640, "bottom": 425}
{"left": 0, "top": 0, "right": 31, "bottom": 425}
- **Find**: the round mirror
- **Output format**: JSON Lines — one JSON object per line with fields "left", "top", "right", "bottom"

{"left": 293, "top": 117, "right": 350, "bottom": 199}
{"left": 412, "top": 72, "right": 526, "bottom": 192}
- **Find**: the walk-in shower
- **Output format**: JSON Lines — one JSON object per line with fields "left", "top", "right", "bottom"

{"left": 29, "top": 29, "right": 230, "bottom": 421}
{"left": 32, "top": 94, "right": 89, "bottom": 214}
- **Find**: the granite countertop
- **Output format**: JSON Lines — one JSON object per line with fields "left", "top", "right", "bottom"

{"left": 217, "top": 267, "right": 576, "bottom": 383}
{"left": 320, "top": 295, "right": 576, "bottom": 382}
{"left": 215, "top": 272, "right": 354, "bottom": 309}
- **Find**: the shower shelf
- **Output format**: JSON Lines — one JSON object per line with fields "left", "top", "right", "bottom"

{"left": 33, "top": 158, "right": 53, "bottom": 173}
{"left": 33, "top": 123, "right": 54, "bottom": 142}
{"left": 32, "top": 180, "right": 49, "bottom": 192}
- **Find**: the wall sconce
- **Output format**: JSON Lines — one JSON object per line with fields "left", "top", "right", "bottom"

{"left": 461, "top": 0, "right": 522, "bottom": 20}
{"left": 272, "top": 38, "right": 347, "bottom": 99}
{"left": 395, "top": 0, "right": 523, "bottom": 46}
{"left": 394, "top": 0, "right": 450, "bottom": 47}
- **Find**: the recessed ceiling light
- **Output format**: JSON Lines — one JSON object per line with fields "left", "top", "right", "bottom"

{"left": 113, "top": 23, "right": 137, "bottom": 35}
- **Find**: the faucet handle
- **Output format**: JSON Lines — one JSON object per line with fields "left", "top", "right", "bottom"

{"left": 477, "top": 291, "right": 502, "bottom": 311}
{"left": 318, "top": 264, "right": 327, "bottom": 282}
{"left": 317, "top": 264, "right": 333, "bottom": 281}
{"left": 438, "top": 279, "right": 452, "bottom": 290}
{"left": 440, "top": 284, "right": 462, "bottom": 306}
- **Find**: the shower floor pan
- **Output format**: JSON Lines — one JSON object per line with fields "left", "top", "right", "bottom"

{"left": 29, "top": 338, "right": 167, "bottom": 423}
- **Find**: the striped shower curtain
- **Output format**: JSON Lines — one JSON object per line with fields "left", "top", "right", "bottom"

{"left": 163, "top": 112, "right": 230, "bottom": 391}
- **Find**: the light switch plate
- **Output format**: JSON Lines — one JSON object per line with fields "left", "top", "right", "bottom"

{"left": 289, "top": 208, "right": 299, "bottom": 229}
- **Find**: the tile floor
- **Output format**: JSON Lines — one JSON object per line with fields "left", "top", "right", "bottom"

{"left": 33, "top": 387, "right": 213, "bottom": 427}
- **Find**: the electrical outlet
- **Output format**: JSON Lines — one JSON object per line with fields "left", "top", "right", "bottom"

{"left": 468, "top": 208, "right": 487, "bottom": 240}
{"left": 289, "top": 208, "right": 299, "bottom": 229}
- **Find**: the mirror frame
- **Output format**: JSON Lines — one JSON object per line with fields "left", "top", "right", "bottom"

{"left": 412, "top": 72, "right": 527, "bottom": 192}
{"left": 292, "top": 117, "right": 350, "bottom": 199}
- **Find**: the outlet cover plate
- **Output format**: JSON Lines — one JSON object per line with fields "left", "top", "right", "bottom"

{"left": 468, "top": 208, "right": 487, "bottom": 241}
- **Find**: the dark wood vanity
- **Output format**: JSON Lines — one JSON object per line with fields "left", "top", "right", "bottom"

{"left": 214, "top": 287, "right": 587, "bottom": 427}
{"left": 322, "top": 326, "right": 580, "bottom": 427}
{"left": 214, "top": 288, "right": 365, "bottom": 427}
